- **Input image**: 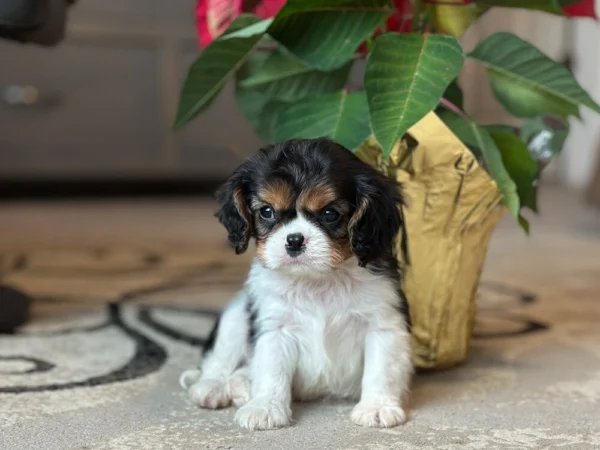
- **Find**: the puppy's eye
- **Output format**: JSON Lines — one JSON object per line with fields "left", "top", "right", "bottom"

{"left": 322, "top": 209, "right": 340, "bottom": 223}
{"left": 259, "top": 206, "right": 275, "bottom": 220}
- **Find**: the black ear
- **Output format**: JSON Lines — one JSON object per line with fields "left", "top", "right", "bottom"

{"left": 349, "top": 170, "right": 405, "bottom": 267}
{"left": 215, "top": 169, "right": 253, "bottom": 255}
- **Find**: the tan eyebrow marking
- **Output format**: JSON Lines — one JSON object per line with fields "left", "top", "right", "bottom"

{"left": 298, "top": 183, "right": 337, "bottom": 211}
{"left": 258, "top": 179, "right": 294, "bottom": 210}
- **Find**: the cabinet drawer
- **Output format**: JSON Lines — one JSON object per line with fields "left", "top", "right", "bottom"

{"left": 0, "top": 39, "right": 162, "bottom": 177}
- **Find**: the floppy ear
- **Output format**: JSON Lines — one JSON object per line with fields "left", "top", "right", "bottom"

{"left": 215, "top": 169, "right": 253, "bottom": 255}
{"left": 349, "top": 170, "right": 405, "bottom": 267}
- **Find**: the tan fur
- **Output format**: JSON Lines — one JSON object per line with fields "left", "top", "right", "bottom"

{"left": 349, "top": 197, "right": 369, "bottom": 230}
{"left": 255, "top": 238, "right": 267, "bottom": 266}
{"left": 298, "top": 183, "right": 337, "bottom": 212}
{"left": 329, "top": 239, "right": 354, "bottom": 266}
{"left": 259, "top": 181, "right": 293, "bottom": 211}
{"left": 348, "top": 196, "right": 369, "bottom": 247}
{"left": 233, "top": 187, "right": 251, "bottom": 246}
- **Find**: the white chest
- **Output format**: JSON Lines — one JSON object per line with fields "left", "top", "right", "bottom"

{"left": 290, "top": 305, "right": 366, "bottom": 399}
{"left": 247, "top": 259, "right": 399, "bottom": 400}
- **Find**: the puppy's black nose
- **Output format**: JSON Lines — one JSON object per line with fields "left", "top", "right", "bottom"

{"left": 286, "top": 233, "right": 305, "bottom": 255}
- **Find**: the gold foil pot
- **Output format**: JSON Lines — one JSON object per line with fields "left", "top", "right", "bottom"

{"left": 357, "top": 112, "right": 505, "bottom": 370}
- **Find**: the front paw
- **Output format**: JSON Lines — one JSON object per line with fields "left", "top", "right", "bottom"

{"left": 351, "top": 401, "right": 407, "bottom": 428}
{"left": 235, "top": 397, "right": 291, "bottom": 430}
{"left": 187, "top": 378, "right": 231, "bottom": 409}
{"left": 227, "top": 372, "right": 251, "bottom": 407}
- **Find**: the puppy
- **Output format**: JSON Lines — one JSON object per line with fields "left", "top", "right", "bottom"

{"left": 180, "top": 138, "right": 412, "bottom": 430}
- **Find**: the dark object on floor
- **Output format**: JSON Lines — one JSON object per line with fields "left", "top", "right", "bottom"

{"left": 0, "top": 0, "right": 76, "bottom": 46}
{"left": 0, "top": 285, "right": 31, "bottom": 333}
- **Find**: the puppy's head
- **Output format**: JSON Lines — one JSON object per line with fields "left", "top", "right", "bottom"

{"left": 216, "top": 139, "right": 404, "bottom": 273}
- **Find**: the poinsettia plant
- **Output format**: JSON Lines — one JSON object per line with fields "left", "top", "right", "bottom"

{"left": 174, "top": 0, "right": 599, "bottom": 231}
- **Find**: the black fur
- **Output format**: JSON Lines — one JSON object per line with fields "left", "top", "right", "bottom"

{"left": 245, "top": 293, "right": 259, "bottom": 345}
{"left": 349, "top": 171, "right": 404, "bottom": 267}
{"left": 215, "top": 170, "right": 252, "bottom": 254}
{"left": 214, "top": 138, "right": 410, "bottom": 330}
{"left": 215, "top": 138, "right": 405, "bottom": 262}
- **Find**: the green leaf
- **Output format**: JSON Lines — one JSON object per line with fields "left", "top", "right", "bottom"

{"left": 438, "top": 109, "right": 480, "bottom": 150}
{"left": 520, "top": 115, "right": 569, "bottom": 165}
{"left": 440, "top": 108, "right": 564, "bottom": 185}
{"left": 273, "top": 91, "right": 371, "bottom": 150}
{"left": 238, "top": 49, "right": 352, "bottom": 102}
{"left": 440, "top": 110, "right": 520, "bottom": 217}
{"left": 220, "top": 18, "right": 274, "bottom": 40}
{"left": 490, "top": 130, "right": 540, "bottom": 213}
{"left": 518, "top": 214, "right": 530, "bottom": 235}
{"left": 365, "top": 33, "right": 465, "bottom": 157}
{"left": 267, "top": 0, "right": 392, "bottom": 70}
{"left": 442, "top": 78, "right": 464, "bottom": 109}
{"left": 439, "top": 109, "right": 516, "bottom": 147}
{"left": 472, "top": 126, "right": 520, "bottom": 218}
{"left": 235, "top": 86, "right": 283, "bottom": 142}
{"left": 469, "top": 32, "right": 600, "bottom": 119}
{"left": 173, "top": 15, "right": 266, "bottom": 130}
{"left": 235, "top": 49, "right": 352, "bottom": 141}
{"left": 234, "top": 50, "right": 273, "bottom": 140}
{"left": 484, "top": 124, "right": 519, "bottom": 136}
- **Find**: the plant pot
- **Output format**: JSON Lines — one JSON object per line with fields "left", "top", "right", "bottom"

{"left": 357, "top": 112, "right": 506, "bottom": 370}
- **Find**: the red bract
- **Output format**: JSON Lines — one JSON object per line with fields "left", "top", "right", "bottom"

{"left": 562, "top": 0, "right": 597, "bottom": 19}
{"left": 357, "top": 0, "right": 412, "bottom": 55}
{"left": 196, "top": 0, "right": 242, "bottom": 48}
{"left": 387, "top": 0, "right": 413, "bottom": 33}
{"left": 252, "top": 0, "right": 286, "bottom": 18}
{"left": 196, "top": 0, "right": 286, "bottom": 48}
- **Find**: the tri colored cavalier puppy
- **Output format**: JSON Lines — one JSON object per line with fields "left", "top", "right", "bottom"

{"left": 180, "top": 138, "right": 412, "bottom": 430}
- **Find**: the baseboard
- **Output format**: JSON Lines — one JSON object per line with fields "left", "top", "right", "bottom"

{"left": 0, "top": 179, "right": 223, "bottom": 200}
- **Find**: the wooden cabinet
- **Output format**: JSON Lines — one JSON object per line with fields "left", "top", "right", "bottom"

{"left": 0, "top": 0, "right": 260, "bottom": 180}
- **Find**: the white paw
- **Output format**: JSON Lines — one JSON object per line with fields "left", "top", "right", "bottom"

{"left": 235, "top": 397, "right": 291, "bottom": 430}
{"left": 227, "top": 373, "right": 251, "bottom": 407}
{"left": 188, "top": 378, "right": 231, "bottom": 409}
{"left": 351, "top": 401, "right": 407, "bottom": 428}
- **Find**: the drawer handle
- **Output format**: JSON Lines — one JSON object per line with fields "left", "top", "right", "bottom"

{"left": 2, "top": 84, "right": 62, "bottom": 109}
{"left": 3, "top": 85, "right": 40, "bottom": 106}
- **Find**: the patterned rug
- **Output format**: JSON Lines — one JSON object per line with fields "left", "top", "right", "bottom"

{"left": 1, "top": 193, "right": 599, "bottom": 449}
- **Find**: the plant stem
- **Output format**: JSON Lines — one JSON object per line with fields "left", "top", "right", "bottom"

{"left": 439, "top": 97, "right": 470, "bottom": 121}
{"left": 255, "top": 44, "right": 277, "bottom": 51}
{"left": 411, "top": 0, "right": 422, "bottom": 32}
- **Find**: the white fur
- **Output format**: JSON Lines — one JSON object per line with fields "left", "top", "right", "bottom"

{"left": 261, "top": 213, "right": 337, "bottom": 273}
{"left": 182, "top": 216, "right": 413, "bottom": 430}
{"left": 185, "top": 293, "right": 250, "bottom": 409}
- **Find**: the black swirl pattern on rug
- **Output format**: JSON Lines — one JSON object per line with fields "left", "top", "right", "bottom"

{"left": 0, "top": 303, "right": 169, "bottom": 394}
{"left": 138, "top": 306, "right": 219, "bottom": 347}
{"left": 0, "top": 356, "right": 55, "bottom": 375}
{"left": 0, "top": 246, "right": 548, "bottom": 394}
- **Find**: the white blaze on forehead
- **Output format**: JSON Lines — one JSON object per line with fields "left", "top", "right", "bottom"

{"left": 261, "top": 213, "right": 332, "bottom": 272}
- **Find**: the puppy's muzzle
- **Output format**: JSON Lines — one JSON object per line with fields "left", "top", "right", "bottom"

{"left": 285, "top": 233, "right": 305, "bottom": 257}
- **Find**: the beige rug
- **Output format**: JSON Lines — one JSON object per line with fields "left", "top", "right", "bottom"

{"left": 1, "top": 187, "right": 599, "bottom": 449}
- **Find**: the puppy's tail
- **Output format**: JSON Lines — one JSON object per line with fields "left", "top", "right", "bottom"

{"left": 179, "top": 369, "right": 202, "bottom": 390}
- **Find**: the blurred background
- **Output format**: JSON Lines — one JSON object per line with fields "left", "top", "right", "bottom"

{"left": 1, "top": 3, "right": 600, "bottom": 448}
{"left": 0, "top": 2, "right": 599, "bottom": 198}
{"left": 0, "top": 0, "right": 259, "bottom": 198}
